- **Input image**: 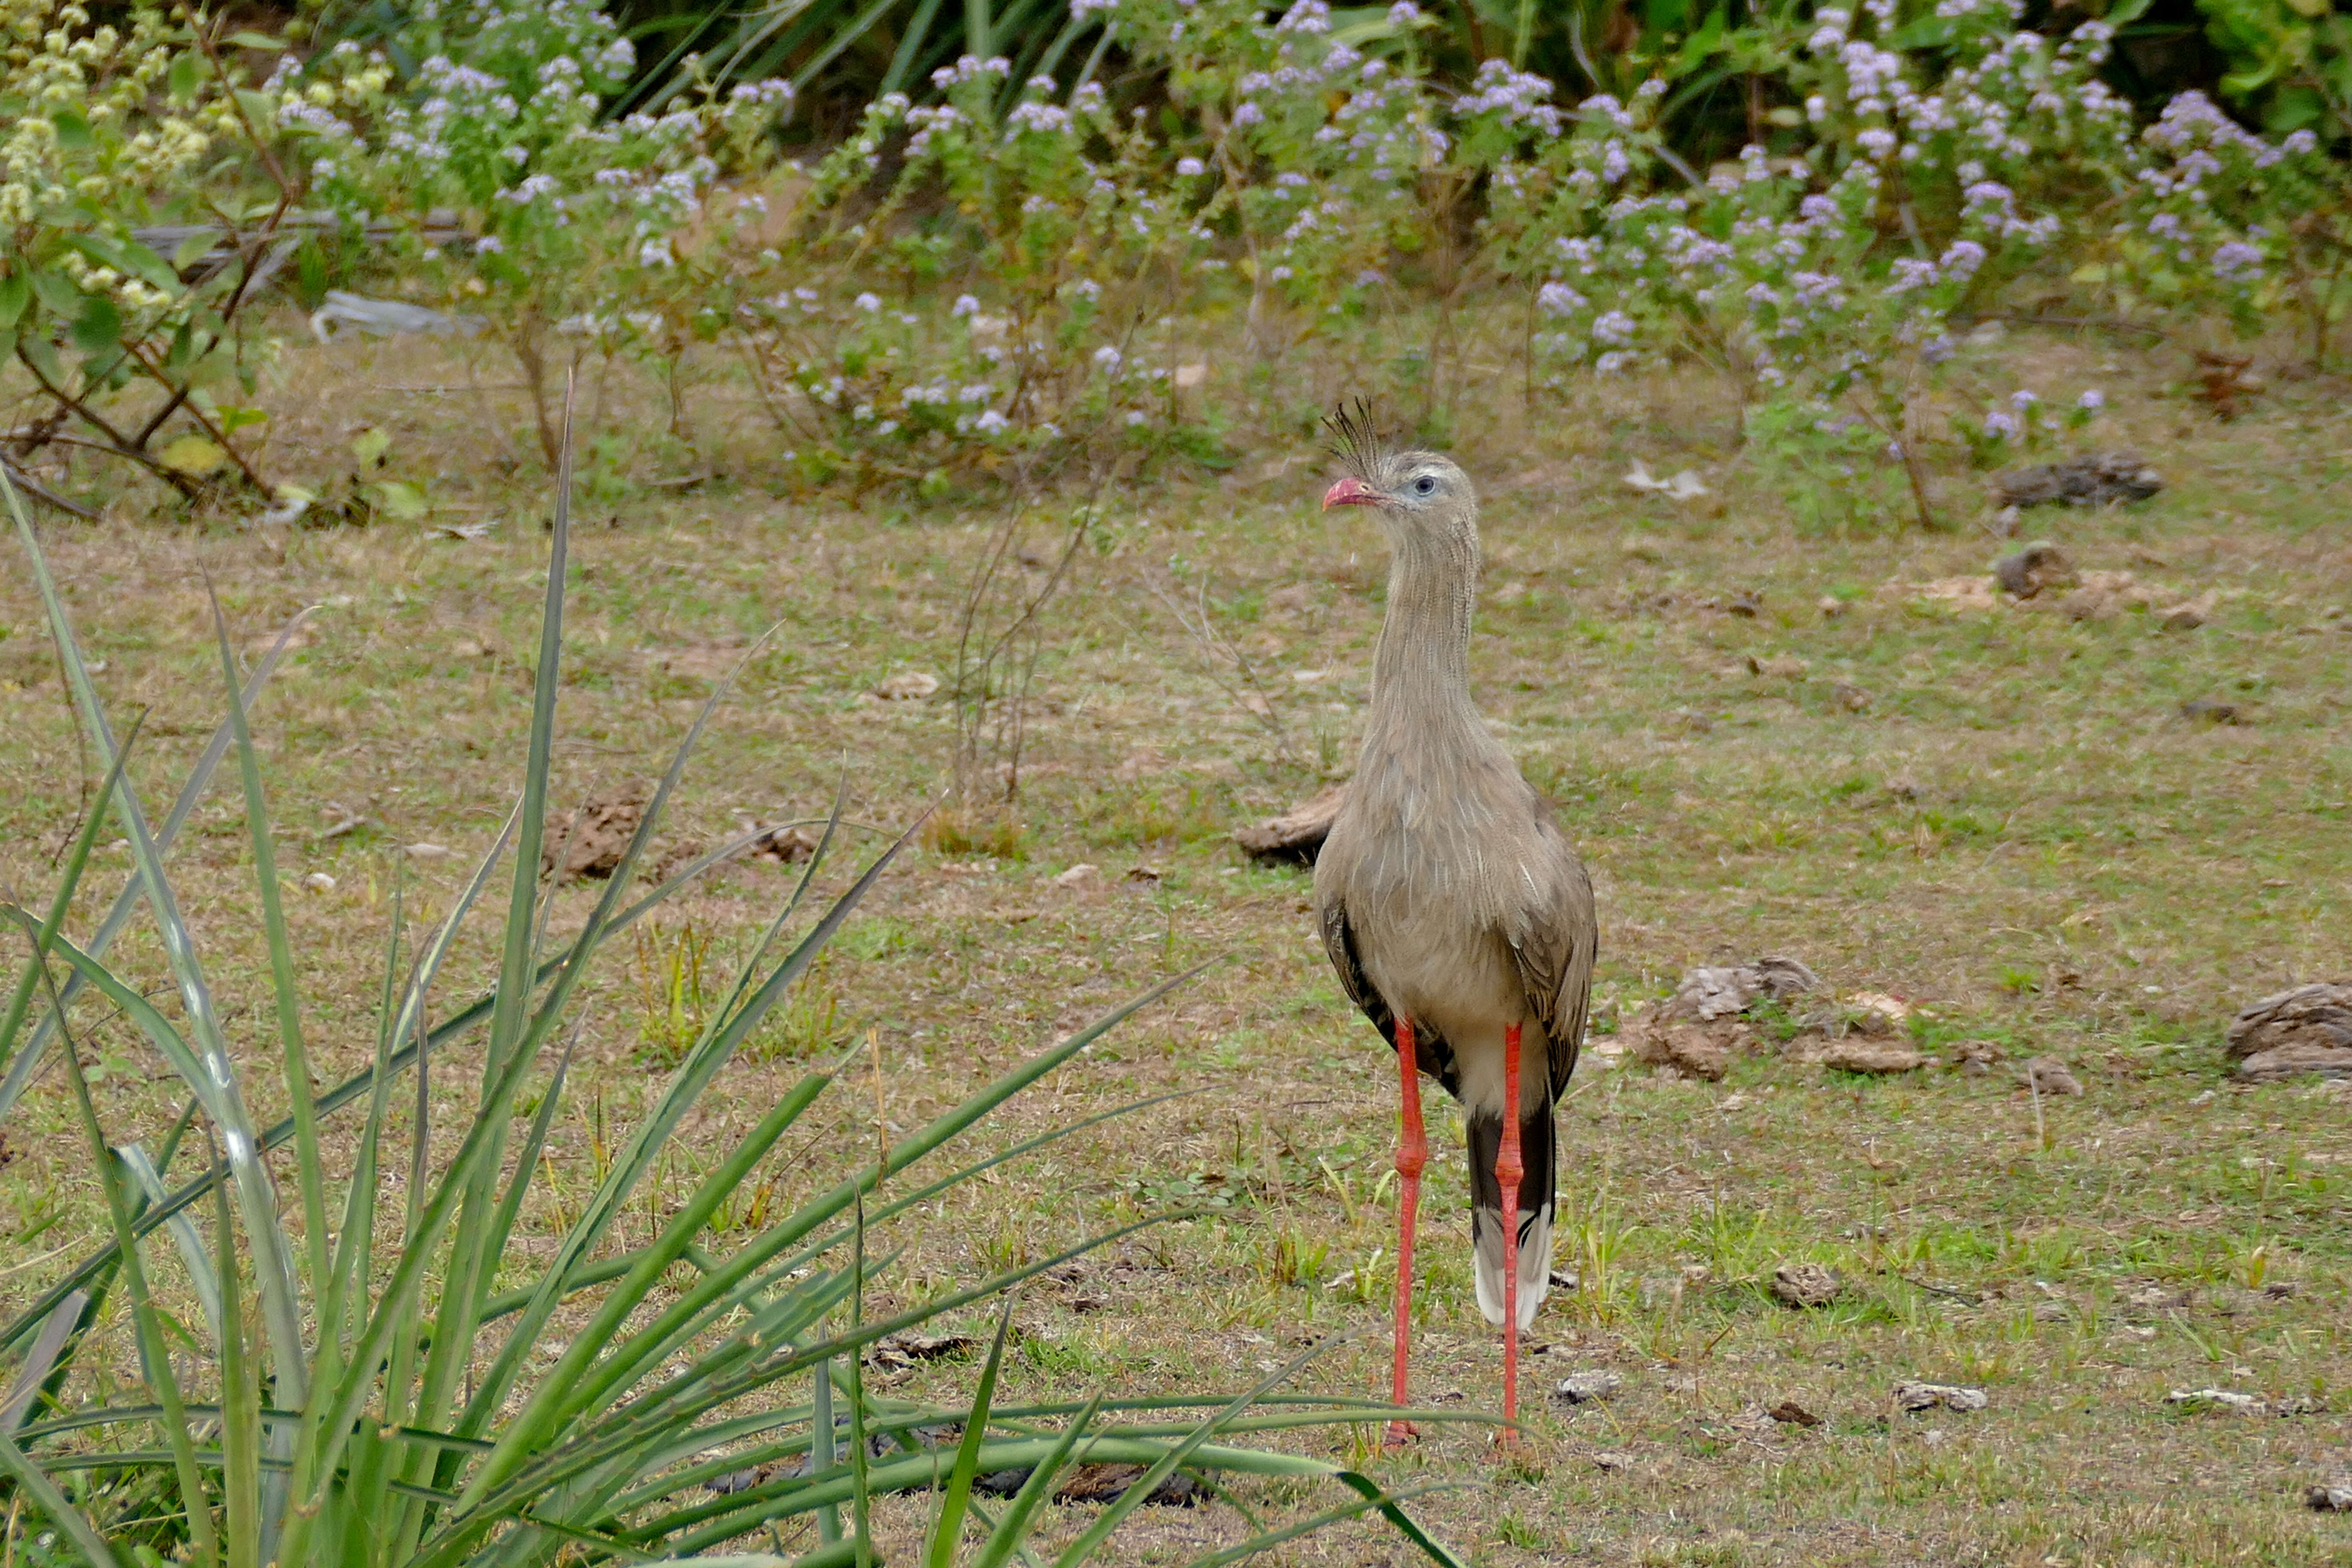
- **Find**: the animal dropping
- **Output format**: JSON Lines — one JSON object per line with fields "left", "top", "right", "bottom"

{"left": 1993, "top": 451, "right": 2162, "bottom": 508}
{"left": 2223, "top": 983, "right": 2352, "bottom": 1083}
{"left": 1771, "top": 1262, "right": 1842, "bottom": 1309}
{"left": 1893, "top": 1381, "right": 1988, "bottom": 1413}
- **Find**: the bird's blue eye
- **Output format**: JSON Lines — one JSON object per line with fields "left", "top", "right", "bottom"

{"left": 1412, "top": 475, "right": 1437, "bottom": 495}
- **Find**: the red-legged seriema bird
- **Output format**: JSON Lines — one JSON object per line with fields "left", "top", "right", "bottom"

{"left": 1313, "top": 405, "right": 1597, "bottom": 1448}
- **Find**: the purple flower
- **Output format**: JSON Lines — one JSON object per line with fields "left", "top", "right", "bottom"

{"left": 2211, "top": 241, "right": 2262, "bottom": 280}
{"left": 2076, "top": 389, "right": 2104, "bottom": 412}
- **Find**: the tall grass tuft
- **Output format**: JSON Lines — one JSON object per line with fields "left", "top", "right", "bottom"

{"left": 0, "top": 410, "right": 1473, "bottom": 1566}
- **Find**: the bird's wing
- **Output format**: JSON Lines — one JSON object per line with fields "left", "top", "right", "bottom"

{"left": 1507, "top": 841, "right": 1598, "bottom": 1102}
{"left": 1320, "top": 897, "right": 1461, "bottom": 1098}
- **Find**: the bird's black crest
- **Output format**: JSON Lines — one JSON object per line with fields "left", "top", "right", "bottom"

{"left": 1324, "top": 399, "right": 1388, "bottom": 479}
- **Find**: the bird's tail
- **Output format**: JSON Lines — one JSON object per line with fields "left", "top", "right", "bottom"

{"left": 1467, "top": 1103, "right": 1555, "bottom": 1332}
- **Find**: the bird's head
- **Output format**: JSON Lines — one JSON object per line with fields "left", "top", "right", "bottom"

{"left": 1319, "top": 403, "right": 1476, "bottom": 548}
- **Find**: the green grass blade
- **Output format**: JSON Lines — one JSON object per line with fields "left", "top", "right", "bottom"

{"left": 0, "top": 601, "right": 308, "bottom": 1125}
{"left": 401, "top": 375, "right": 580, "bottom": 1490}
{"left": 476, "top": 1027, "right": 577, "bottom": 1313}
{"left": 969, "top": 1399, "right": 1099, "bottom": 1568}
{"left": 1047, "top": 1335, "right": 1337, "bottom": 1568}
{"left": 0, "top": 814, "right": 770, "bottom": 1364}
{"left": 205, "top": 581, "right": 329, "bottom": 1303}
{"left": 793, "top": 0, "right": 901, "bottom": 89}
{"left": 213, "top": 1144, "right": 260, "bottom": 1568}
{"left": 456, "top": 1068, "right": 837, "bottom": 1505}
{"left": 847, "top": 1197, "right": 873, "bottom": 1568}
{"left": 43, "top": 958, "right": 220, "bottom": 1568}
{"left": 1326, "top": 1471, "right": 1472, "bottom": 1568}
{"left": 116, "top": 1144, "right": 224, "bottom": 1348}
{"left": 1180, "top": 1481, "right": 1470, "bottom": 1568}
{"left": 924, "top": 1298, "right": 1014, "bottom": 1568}
{"left": 0, "top": 1424, "right": 125, "bottom": 1568}
{"left": 489, "top": 969, "right": 1201, "bottom": 1458}
{"left": 4, "top": 480, "right": 308, "bottom": 1408}
{"left": 0, "top": 708, "right": 139, "bottom": 1093}
{"left": 881, "top": 0, "right": 947, "bottom": 95}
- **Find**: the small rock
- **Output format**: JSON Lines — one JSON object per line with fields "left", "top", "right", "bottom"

{"left": 2157, "top": 591, "right": 2217, "bottom": 631}
{"left": 405, "top": 842, "right": 453, "bottom": 861}
{"left": 1845, "top": 992, "right": 1912, "bottom": 1035}
{"left": 1816, "top": 1039, "right": 1926, "bottom": 1074}
{"left": 302, "top": 872, "right": 337, "bottom": 892}
{"left": 707, "top": 1464, "right": 771, "bottom": 1495}
{"left": 1630, "top": 1020, "right": 1733, "bottom": 1081}
{"left": 1992, "top": 503, "right": 2022, "bottom": 536}
{"left": 1727, "top": 591, "right": 1762, "bottom": 618}
{"left": 1948, "top": 1039, "right": 2005, "bottom": 1074}
{"left": 2224, "top": 983, "right": 2352, "bottom": 1082}
{"left": 1893, "top": 1381, "right": 1988, "bottom": 1413}
{"left": 1994, "top": 452, "right": 2162, "bottom": 509}
{"left": 2180, "top": 697, "right": 2243, "bottom": 725}
{"left": 2022, "top": 1056, "right": 2083, "bottom": 1096}
{"left": 865, "top": 1331, "right": 982, "bottom": 1374}
{"left": 1553, "top": 1369, "right": 1624, "bottom": 1406}
{"left": 2306, "top": 1479, "right": 2352, "bottom": 1512}
{"left": 2165, "top": 1387, "right": 2266, "bottom": 1414}
{"left": 1053, "top": 863, "right": 1099, "bottom": 887}
{"left": 2261, "top": 1279, "right": 2300, "bottom": 1299}
{"left": 875, "top": 671, "right": 941, "bottom": 701}
{"left": 1818, "top": 595, "right": 1847, "bottom": 618}
{"left": 1750, "top": 653, "right": 1809, "bottom": 678}
{"left": 1767, "top": 1400, "right": 1822, "bottom": 1427}
{"left": 1993, "top": 541, "right": 2074, "bottom": 600}
{"left": 1590, "top": 1450, "right": 1637, "bottom": 1472}
{"left": 1124, "top": 864, "right": 1164, "bottom": 884}
{"left": 1832, "top": 681, "right": 1872, "bottom": 712}
{"left": 1771, "top": 1263, "right": 1842, "bottom": 1309}
{"left": 2058, "top": 570, "right": 2154, "bottom": 622}
{"left": 747, "top": 822, "right": 822, "bottom": 864}
{"left": 2127, "top": 1284, "right": 2190, "bottom": 1311}
{"left": 1668, "top": 957, "right": 1821, "bottom": 1021}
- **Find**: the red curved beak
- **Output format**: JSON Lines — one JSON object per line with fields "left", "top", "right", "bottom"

{"left": 1323, "top": 476, "right": 1383, "bottom": 509}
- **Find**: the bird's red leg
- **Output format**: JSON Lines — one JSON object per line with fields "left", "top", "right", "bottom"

{"left": 1496, "top": 1022, "right": 1526, "bottom": 1447}
{"left": 1386, "top": 1017, "right": 1426, "bottom": 1449}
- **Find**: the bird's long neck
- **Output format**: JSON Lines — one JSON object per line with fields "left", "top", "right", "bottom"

{"left": 1368, "top": 524, "right": 1482, "bottom": 735}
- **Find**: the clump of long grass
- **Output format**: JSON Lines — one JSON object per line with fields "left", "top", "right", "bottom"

{"left": 0, "top": 412, "right": 1475, "bottom": 1567}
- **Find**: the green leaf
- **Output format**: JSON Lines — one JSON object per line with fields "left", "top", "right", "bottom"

{"left": 69, "top": 294, "right": 120, "bottom": 355}
{"left": 172, "top": 229, "right": 220, "bottom": 272}
{"left": 31, "top": 268, "right": 84, "bottom": 320}
{"left": 168, "top": 51, "right": 200, "bottom": 101}
{"left": 226, "top": 30, "right": 284, "bottom": 49}
{"left": 350, "top": 426, "right": 392, "bottom": 467}
{"left": 0, "top": 272, "right": 25, "bottom": 328}
{"left": 217, "top": 406, "right": 269, "bottom": 436}
{"left": 49, "top": 110, "right": 94, "bottom": 150}
{"left": 364, "top": 481, "right": 428, "bottom": 519}
{"left": 925, "top": 1301, "right": 1014, "bottom": 1568}
{"left": 159, "top": 436, "right": 228, "bottom": 477}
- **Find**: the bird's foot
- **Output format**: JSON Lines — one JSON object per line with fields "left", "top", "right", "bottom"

{"left": 1380, "top": 1419, "right": 1421, "bottom": 1451}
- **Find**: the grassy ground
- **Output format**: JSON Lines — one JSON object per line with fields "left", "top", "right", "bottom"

{"left": 2, "top": 321, "right": 2350, "bottom": 1566}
